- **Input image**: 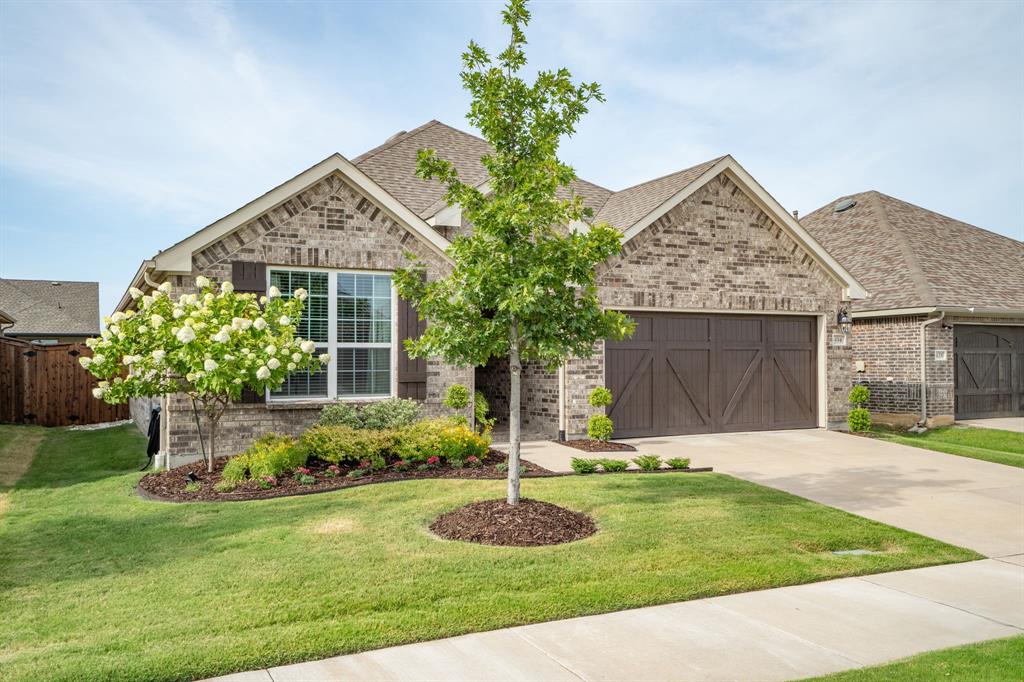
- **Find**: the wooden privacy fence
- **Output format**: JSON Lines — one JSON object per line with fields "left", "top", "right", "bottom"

{"left": 0, "top": 336, "right": 128, "bottom": 427}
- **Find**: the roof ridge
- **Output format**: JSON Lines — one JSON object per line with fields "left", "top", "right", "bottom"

{"left": 872, "top": 190, "right": 1023, "bottom": 246}
{"left": 866, "top": 191, "right": 936, "bottom": 307}
{"left": 608, "top": 155, "right": 725, "bottom": 194}
{"left": 352, "top": 120, "right": 442, "bottom": 165}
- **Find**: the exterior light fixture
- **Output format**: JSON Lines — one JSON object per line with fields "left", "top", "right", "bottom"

{"left": 837, "top": 308, "right": 853, "bottom": 334}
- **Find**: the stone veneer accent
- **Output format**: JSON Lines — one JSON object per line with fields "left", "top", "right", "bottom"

{"left": 508, "top": 172, "right": 854, "bottom": 437}
{"left": 155, "top": 172, "right": 472, "bottom": 461}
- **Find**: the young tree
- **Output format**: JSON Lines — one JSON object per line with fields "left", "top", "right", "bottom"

{"left": 393, "top": 0, "right": 634, "bottom": 505}
{"left": 82, "top": 276, "right": 329, "bottom": 472}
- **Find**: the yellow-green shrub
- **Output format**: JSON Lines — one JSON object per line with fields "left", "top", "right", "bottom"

{"left": 394, "top": 418, "right": 490, "bottom": 463}
{"left": 221, "top": 434, "right": 307, "bottom": 482}
{"left": 300, "top": 425, "right": 396, "bottom": 465}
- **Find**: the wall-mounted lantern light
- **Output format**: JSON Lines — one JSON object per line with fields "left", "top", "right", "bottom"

{"left": 837, "top": 308, "right": 852, "bottom": 334}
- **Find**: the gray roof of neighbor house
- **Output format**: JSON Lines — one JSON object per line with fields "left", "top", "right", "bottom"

{"left": 0, "top": 279, "right": 100, "bottom": 336}
{"left": 801, "top": 191, "right": 1024, "bottom": 313}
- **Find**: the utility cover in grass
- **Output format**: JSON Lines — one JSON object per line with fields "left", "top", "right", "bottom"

{"left": 431, "top": 499, "right": 597, "bottom": 546}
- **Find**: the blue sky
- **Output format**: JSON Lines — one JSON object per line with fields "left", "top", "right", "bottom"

{"left": 1, "top": 0, "right": 1021, "bottom": 317}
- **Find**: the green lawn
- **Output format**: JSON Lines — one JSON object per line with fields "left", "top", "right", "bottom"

{"left": 869, "top": 425, "right": 1024, "bottom": 468}
{"left": 0, "top": 424, "right": 979, "bottom": 682}
{"left": 804, "top": 635, "right": 1024, "bottom": 681}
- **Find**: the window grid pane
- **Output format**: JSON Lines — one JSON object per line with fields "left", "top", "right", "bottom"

{"left": 271, "top": 346, "right": 328, "bottom": 399}
{"left": 337, "top": 347, "right": 391, "bottom": 397}
{"left": 337, "top": 273, "right": 391, "bottom": 344}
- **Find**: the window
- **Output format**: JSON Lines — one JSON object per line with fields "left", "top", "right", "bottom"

{"left": 268, "top": 269, "right": 393, "bottom": 401}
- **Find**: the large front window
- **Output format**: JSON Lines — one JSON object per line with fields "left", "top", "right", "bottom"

{"left": 269, "top": 269, "right": 393, "bottom": 400}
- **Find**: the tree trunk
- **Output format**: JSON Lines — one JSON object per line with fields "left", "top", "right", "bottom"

{"left": 507, "top": 323, "right": 521, "bottom": 505}
{"left": 206, "top": 413, "right": 217, "bottom": 473}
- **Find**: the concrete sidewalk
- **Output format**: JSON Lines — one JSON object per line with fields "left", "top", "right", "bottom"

{"left": 211, "top": 559, "right": 1023, "bottom": 682}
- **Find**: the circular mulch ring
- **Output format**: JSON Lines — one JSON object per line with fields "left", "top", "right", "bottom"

{"left": 430, "top": 498, "right": 597, "bottom": 547}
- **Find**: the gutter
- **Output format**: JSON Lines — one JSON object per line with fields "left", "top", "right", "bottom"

{"left": 558, "top": 364, "right": 567, "bottom": 441}
{"left": 917, "top": 311, "right": 945, "bottom": 427}
{"left": 853, "top": 306, "right": 1024, "bottom": 319}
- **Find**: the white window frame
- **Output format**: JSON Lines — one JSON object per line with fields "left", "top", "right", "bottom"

{"left": 266, "top": 266, "right": 397, "bottom": 402}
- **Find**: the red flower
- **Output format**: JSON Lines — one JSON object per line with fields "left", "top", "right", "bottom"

{"left": 296, "top": 467, "right": 311, "bottom": 475}
{"left": 467, "top": 456, "right": 479, "bottom": 463}
{"left": 427, "top": 456, "right": 440, "bottom": 465}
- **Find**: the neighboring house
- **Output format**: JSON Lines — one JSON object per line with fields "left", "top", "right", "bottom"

{"left": 0, "top": 279, "right": 100, "bottom": 344}
{"left": 117, "top": 120, "right": 865, "bottom": 464}
{"left": 802, "top": 192, "right": 1024, "bottom": 425}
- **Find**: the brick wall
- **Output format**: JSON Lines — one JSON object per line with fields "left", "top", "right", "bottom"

{"left": 558, "top": 173, "right": 852, "bottom": 434}
{"left": 475, "top": 357, "right": 560, "bottom": 439}
{"left": 158, "top": 171, "right": 472, "bottom": 460}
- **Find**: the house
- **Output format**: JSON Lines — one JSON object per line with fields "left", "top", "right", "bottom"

{"left": 0, "top": 279, "right": 100, "bottom": 344}
{"left": 116, "top": 120, "right": 865, "bottom": 464}
{"left": 801, "top": 191, "right": 1024, "bottom": 425}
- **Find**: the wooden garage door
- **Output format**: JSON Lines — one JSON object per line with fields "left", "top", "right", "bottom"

{"left": 606, "top": 313, "right": 818, "bottom": 438}
{"left": 955, "top": 325, "right": 1024, "bottom": 419}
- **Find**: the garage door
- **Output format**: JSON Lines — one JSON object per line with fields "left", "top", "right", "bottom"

{"left": 605, "top": 313, "right": 818, "bottom": 438}
{"left": 955, "top": 325, "right": 1024, "bottom": 419}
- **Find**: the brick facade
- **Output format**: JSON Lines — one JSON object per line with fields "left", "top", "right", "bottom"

{"left": 156, "top": 172, "right": 472, "bottom": 461}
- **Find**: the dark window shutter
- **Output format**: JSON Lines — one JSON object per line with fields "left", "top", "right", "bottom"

{"left": 232, "top": 261, "right": 267, "bottom": 294}
{"left": 238, "top": 387, "right": 265, "bottom": 404}
{"left": 396, "top": 294, "right": 427, "bottom": 400}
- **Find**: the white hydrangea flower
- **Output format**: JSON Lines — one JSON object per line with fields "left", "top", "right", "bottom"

{"left": 195, "top": 275, "right": 211, "bottom": 288}
{"left": 176, "top": 326, "right": 196, "bottom": 343}
{"left": 291, "top": 352, "right": 301, "bottom": 362}
{"left": 203, "top": 293, "right": 214, "bottom": 305}
{"left": 267, "top": 358, "right": 281, "bottom": 370}
{"left": 79, "top": 356, "right": 93, "bottom": 368}
{"left": 212, "top": 329, "right": 230, "bottom": 343}
{"left": 221, "top": 281, "right": 234, "bottom": 294}
{"left": 93, "top": 354, "right": 105, "bottom": 364}
{"left": 85, "top": 338, "right": 97, "bottom": 349}
{"left": 109, "top": 324, "right": 120, "bottom": 336}
{"left": 278, "top": 315, "right": 290, "bottom": 326}
{"left": 100, "top": 329, "right": 111, "bottom": 340}
{"left": 256, "top": 365, "right": 271, "bottom": 380}
{"left": 268, "top": 285, "right": 281, "bottom": 298}
{"left": 259, "top": 295, "right": 268, "bottom": 305}
{"left": 287, "top": 362, "right": 296, "bottom": 370}
{"left": 158, "top": 281, "right": 172, "bottom": 294}
{"left": 102, "top": 315, "right": 112, "bottom": 326}
{"left": 172, "top": 307, "right": 185, "bottom": 319}
{"left": 265, "top": 344, "right": 277, "bottom": 355}
{"left": 253, "top": 317, "right": 267, "bottom": 331}
{"left": 300, "top": 340, "right": 315, "bottom": 354}
{"left": 92, "top": 387, "right": 105, "bottom": 399}
{"left": 152, "top": 350, "right": 166, "bottom": 362}
{"left": 111, "top": 311, "right": 125, "bottom": 323}
{"left": 204, "top": 358, "right": 218, "bottom": 371}
{"left": 186, "top": 372, "right": 196, "bottom": 382}
{"left": 293, "top": 288, "right": 308, "bottom": 301}
{"left": 124, "top": 309, "right": 135, "bottom": 318}
{"left": 141, "top": 295, "right": 154, "bottom": 309}
{"left": 233, "top": 378, "right": 242, "bottom": 384}
{"left": 98, "top": 380, "right": 110, "bottom": 388}
{"left": 128, "top": 287, "right": 144, "bottom": 299}
{"left": 150, "top": 314, "right": 164, "bottom": 327}
{"left": 318, "top": 353, "right": 331, "bottom": 365}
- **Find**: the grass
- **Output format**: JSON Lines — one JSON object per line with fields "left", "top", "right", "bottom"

{"left": 869, "top": 425, "right": 1024, "bottom": 468}
{"left": 804, "top": 635, "right": 1024, "bottom": 681}
{"left": 0, "top": 424, "right": 980, "bottom": 682}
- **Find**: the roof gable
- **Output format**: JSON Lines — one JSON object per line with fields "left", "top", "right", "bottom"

{"left": 594, "top": 157, "right": 725, "bottom": 229}
{"left": 0, "top": 279, "right": 100, "bottom": 335}
{"left": 801, "top": 191, "right": 1024, "bottom": 312}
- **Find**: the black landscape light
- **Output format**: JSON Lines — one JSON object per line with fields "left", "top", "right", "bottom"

{"left": 186, "top": 472, "right": 199, "bottom": 483}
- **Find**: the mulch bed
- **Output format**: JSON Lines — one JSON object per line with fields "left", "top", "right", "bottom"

{"left": 430, "top": 498, "right": 597, "bottom": 546}
{"left": 554, "top": 439, "right": 636, "bottom": 452}
{"left": 137, "top": 450, "right": 550, "bottom": 503}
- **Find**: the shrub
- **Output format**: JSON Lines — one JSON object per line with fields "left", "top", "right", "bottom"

{"left": 298, "top": 474, "right": 316, "bottom": 485}
{"left": 323, "top": 464, "right": 341, "bottom": 478}
{"left": 571, "top": 457, "right": 599, "bottom": 474}
{"left": 300, "top": 425, "right": 395, "bottom": 465}
{"left": 587, "top": 414, "right": 614, "bottom": 441}
{"left": 360, "top": 398, "right": 421, "bottom": 430}
{"left": 665, "top": 457, "right": 690, "bottom": 470}
{"left": 848, "top": 384, "right": 870, "bottom": 408}
{"left": 316, "top": 402, "right": 362, "bottom": 429}
{"left": 443, "top": 384, "right": 470, "bottom": 411}
{"left": 213, "top": 480, "right": 236, "bottom": 493}
{"left": 496, "top": 461, "right": 525, "bottom": 475}
{"left": 848, "top": 407, "right": 872, "bottom": 432}
{"left": 393, "top": 459, "right": 411, "bottom": 472}
{"left": 347, "top": 468, "right": 366, "bottom": 479}
{"left": 221, "top": 433, "right": 307, "bottom": 483}
{"left": 184, "top": 481, "right": 201, "bottom": 493}
{"left": 599, "top": 458, "right": 628, "bottom": 472}
{"left": 632, "top": 454, "right": 662, "bottom": 471}
{"left": 466, "top": 455, "right": 482, "bottom": 467}
{"left": 589, "top": 387, "right": 613, "bottom": 408}
{"left": 474, "top": 390, "right": 496, "bottom": 432}
{"left": 256, "top": 475, "right": 278, "bottom": 489}
{"left": 394, "top": 418, "right": 490, "bottom": 463}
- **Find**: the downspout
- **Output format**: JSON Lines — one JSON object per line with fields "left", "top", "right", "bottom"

{"left": 918, "top": 311, "right": 945, "bottom": 427}
{"left": 557, "top": 363, "right": 567, "bottom": 441}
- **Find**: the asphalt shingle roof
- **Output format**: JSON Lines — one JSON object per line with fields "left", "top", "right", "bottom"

{"left": 593, "top": 157, "right": 725, "bottom": 229}
{"left": 0, "top": 279, "right": 100, "bottom": 336}
{"left": 801, "top": 191, "right": 1024, "bottom": 312}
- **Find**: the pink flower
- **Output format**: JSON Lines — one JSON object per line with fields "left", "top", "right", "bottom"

{"left": 467, "top": 456, "right": 479, "bottom": 463}
{"left": 427, "top": 456, "right": 440, "bottom": 465}
{"left": 296, "top": 467, "right": 311, "bottom": 475}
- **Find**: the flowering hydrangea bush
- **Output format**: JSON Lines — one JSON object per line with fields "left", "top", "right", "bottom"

{"left": 81, "top": 275, "right": 329, "bottom": 471}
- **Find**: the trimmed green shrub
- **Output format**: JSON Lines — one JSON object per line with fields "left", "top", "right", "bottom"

{"left": 300, "top": 425, "right": 395, "bottom": 465}
{"left": 848, "top": 407, "right": 871, "bottom": 432}
{"left": 587, "top": 414, "right": 614, "bottom": 441}
{"left": 394, "top": 418, "right": 490, "bottom": 463}
{"left": 665, "top": 457, "right": 690, "bottom": 470}
{"left": 220, "top": 433, "right": 308, "bottom": 483}
{"left": 347, "top": 468, "right": 367, "bottom": 479}
{"left": 848, "top": 384, "right": 870, "bottom": 408}
{"left": 474, "top": 390, "right": 496, "bottom": 432}
{"left": 632, "top": 454, "right": 663, "bottom": 471}
{"left": 571, "top": 457, "right": 599, "bottom": 474}
{"left": 589, "top": 387, "right": 613, "bottom": 408}
{"left": 360, "top": 398, "right": 421, "bottom": 430}
{"left": 599, "top": 458, "right": 628, "bottom": 472}
{"left": 213, "top": 480, "right": 236, "bottom": 493}
{"left": 316, "top": 402, "right": 362, "bottom": 429}
{"left": 443, "top": 384, "right": 470, "bottom": 411}
{"left": 184, "top": 481, "right": 201, "bottom": 493}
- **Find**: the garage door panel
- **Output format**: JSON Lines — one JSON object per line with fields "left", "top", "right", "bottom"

{"left": 955, "top": 325, "right": 1023, "bottom": 419}
{"left": 606, "top": 313, "right": 818, "bottom": 437}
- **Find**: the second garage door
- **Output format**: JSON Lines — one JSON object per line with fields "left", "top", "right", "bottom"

{"left": 606, "top": 313, "right": 818, "bottom": 438}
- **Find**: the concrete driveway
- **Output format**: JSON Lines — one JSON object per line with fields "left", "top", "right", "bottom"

{"left": 958, "top": 417, "right": 1024, "bottom": 433}
{"left": 520, "top": 429, "right": 1024, "bottom": 558}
